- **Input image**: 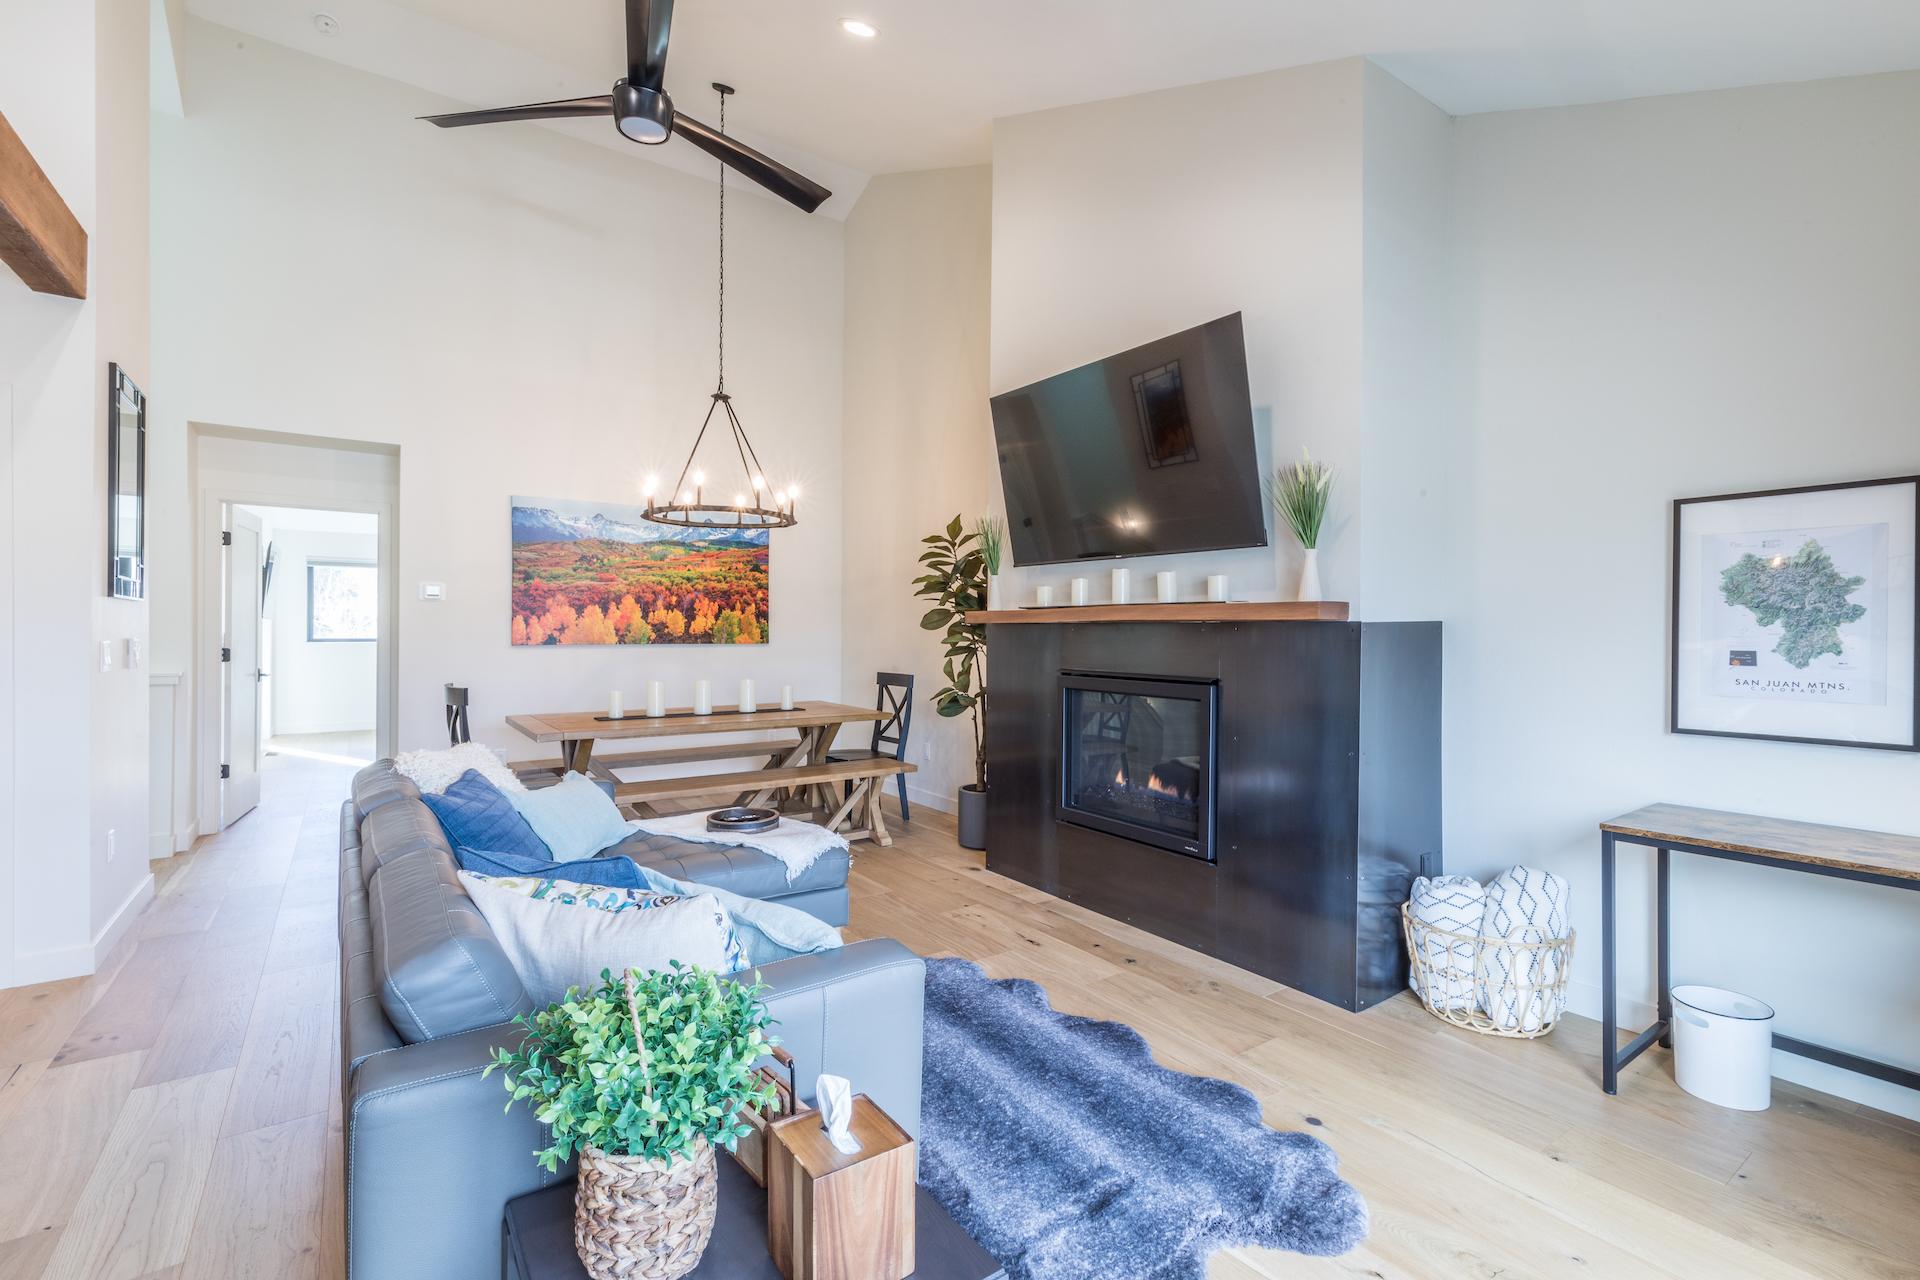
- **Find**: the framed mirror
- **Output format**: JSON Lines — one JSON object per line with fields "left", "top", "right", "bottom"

{"left": 107, "top": 364, "right": 145, "bottom": 599}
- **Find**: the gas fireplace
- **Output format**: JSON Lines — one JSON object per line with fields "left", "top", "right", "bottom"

{"left": 1058, "top": 673, "right": 1217, "bottom": 861}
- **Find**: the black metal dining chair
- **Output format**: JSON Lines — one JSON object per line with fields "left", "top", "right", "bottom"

{"left": 829, "top": 672, "right": 914, "bottom": 822}
{"left": 445, "top": 684, "right": 471, "bottom": 746}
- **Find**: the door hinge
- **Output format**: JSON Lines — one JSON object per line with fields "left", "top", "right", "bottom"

{"left": 221, "top": 530, "right": 232, "bottom": 546}
{"left": 220, "top": 647, "right": 231, "bottom": 663}
{"left": 220, "top": 763, "right": 231, "bottom": 780}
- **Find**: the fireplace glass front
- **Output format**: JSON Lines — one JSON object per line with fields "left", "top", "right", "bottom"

{"left": 1058, "top": 673, "right": 1217, "bottom": 861}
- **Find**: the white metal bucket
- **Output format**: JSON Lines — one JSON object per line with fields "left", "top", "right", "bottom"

{"left": 1671, "top": 984, "right": 1774, "bottom": 1111}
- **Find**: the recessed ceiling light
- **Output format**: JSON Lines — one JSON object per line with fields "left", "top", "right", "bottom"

{"left": 312, "top": 12, "right": 341, "bottom": 36}
{"left": 840, "top": 18, "right": 878, "bottom": 39}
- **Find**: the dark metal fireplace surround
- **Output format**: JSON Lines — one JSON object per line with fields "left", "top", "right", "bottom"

{"left": 985, "top": 620, "right": 1441, "bottom": 1013}
{"left": 1058, "top": 674, "right": 1218, "bottom": 862}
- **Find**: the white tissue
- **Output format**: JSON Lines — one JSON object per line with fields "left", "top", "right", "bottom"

{"left": 816, "top": 1073, "right": 862, "bottom": 1156}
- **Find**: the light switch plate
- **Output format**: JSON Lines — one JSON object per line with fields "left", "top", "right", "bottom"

{"left": 126, "top": 638, "right": 142, "bottom": 669}
{"left": 419, "top": 582, "right": 445, "bottom": 601}
{"left": 99, "top": 640, "right": 113, "bottom": 672}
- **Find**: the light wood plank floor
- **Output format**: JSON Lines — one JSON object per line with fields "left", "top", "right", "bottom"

{"left": 1, "top": 751, "right": 1913, "bottom": 1279}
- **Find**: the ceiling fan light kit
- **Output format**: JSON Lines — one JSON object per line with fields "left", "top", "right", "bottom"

{"left": 418, "top": 0, "right": 831, "bottom": 213}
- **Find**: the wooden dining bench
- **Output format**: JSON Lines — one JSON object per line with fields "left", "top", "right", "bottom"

{"left": 614, "top": 757, "right": 917, "bottom": 845}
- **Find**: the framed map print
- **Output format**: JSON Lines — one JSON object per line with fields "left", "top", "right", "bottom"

{"left": 1672, "top": 476, "right": 1918, "bottom": 751}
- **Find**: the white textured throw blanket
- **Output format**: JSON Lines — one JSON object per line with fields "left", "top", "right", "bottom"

{"left": 627, "top": 811, "right": 847, "bottom": 884}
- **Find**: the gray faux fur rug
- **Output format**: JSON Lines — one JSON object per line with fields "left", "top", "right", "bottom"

{"left": 919, "top": 958, "right": 1367, "bottom": 1280}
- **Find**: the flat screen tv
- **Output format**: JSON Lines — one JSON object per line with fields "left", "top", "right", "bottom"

{"left": 989, "top": 313, "right": 1268, "bottom": 567}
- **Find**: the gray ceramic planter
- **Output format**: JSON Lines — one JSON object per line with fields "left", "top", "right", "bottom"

{"left": 956, "top": 784, "right": 988, "bottom": 850}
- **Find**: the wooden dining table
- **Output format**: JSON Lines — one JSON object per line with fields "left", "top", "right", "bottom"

{"left": 506, "top": 700, "right": 891, "bottom": 830}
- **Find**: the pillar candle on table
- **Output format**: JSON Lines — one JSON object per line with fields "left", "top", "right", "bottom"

{"left": 1156, "top": 571, "right": 1177, "bottom": 602}
{"left": 646, "top": 681, "right": 665, "bottom": 718}
{"left": 781, "top": 685, "right": 794, "bottom": 711}
{"left": 1036, "top": 584, "right": 1054, "bottom": 607}
{"left": 608, "top": 690, "right": 625, "bottom": 720}
{"left": 739, "top": 678, "right": 757, "bottom": 714}
{"left": 1070, "top": 577, "right": 1089, "bottom": 606}
{"left": 694, "top": 679, "right": 713, "bottom": 716}
{"left": 1112, "top": 568, "right": 1130, "bottom": 604}
{"left": 1206, "top": 574, "right": 1229, "bottom": 603}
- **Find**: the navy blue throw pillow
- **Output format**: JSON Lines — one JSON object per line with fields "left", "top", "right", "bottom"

{"left": 421, "top": 769, "right": 550, "bottom": 860}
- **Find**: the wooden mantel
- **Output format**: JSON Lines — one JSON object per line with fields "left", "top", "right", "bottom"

{"left": 0, "top": 109, "right": 87, "bottom": 299}
{"left": 964, "top": 600, "right": 1349, "bottom": 624}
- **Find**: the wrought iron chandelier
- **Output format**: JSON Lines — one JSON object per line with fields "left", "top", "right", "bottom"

{"left": 644, "top": 84, "right": 798, "bottom": 531}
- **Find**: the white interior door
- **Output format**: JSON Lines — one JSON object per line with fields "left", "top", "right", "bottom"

{"left": 224, "top": 508, "right": 265, "bottom": 825}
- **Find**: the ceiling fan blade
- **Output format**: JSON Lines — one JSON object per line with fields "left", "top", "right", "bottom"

{"left": 420, "top": 96, "right": 612, "bottom": 128}
{"left": 673, "top": 112, "right": 832, "bottom": 214}
{"left": 626, "top": 0, "right": 673, "bottom": 92}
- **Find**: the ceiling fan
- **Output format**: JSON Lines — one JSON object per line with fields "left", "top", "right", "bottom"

{"left": 419, "top": 0, "right": 831, "bottom": 213}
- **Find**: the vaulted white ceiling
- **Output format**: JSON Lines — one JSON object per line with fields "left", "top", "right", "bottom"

{"left": 183, "top": 0, "right": 1920, "bottom": 216}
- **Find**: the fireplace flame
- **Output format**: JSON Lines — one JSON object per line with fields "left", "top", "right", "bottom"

{"left": 1146, "top": 772, "right": 1182, "bottom": 798}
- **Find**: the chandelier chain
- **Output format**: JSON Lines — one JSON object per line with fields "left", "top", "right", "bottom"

{"left": 716, "top": 88, "right": 725, "bottom": 393}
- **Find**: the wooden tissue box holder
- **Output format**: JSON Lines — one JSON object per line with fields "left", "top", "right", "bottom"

{"left": 767, "top": 1094, "right": 916, "bottom": 1280}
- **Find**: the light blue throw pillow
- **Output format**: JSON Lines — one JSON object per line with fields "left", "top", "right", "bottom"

{"left": 507, "top": 772, "right": 633, "bottom": 862}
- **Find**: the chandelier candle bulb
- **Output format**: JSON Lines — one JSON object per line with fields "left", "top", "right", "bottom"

{"left": 694, "top": 679, "right": 713, "bottom": 716}
{"left": 780, "top": 685, "right": 794, "bottom": 711}
{"left": 1112, "top": 568, "right": 1130, "bottom": 604}
{"left": 739, "top": 679, "right": 756, "bottom": 714}
{"left": 646, "top": 681, "right": 665, "bottom": 718}
{"left": 1071, "top": 578, "right": 1089, "bottom": 606}
{"left": 608, "top": 690, "right": 625, "bottom": 720}
{"left": 1157, "top": 571, "right": 1177, "bottom": 603}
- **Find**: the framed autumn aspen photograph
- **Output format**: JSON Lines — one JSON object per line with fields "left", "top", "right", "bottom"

{"left": 1671, "top": 475, "right": 1918, "bottom": 750}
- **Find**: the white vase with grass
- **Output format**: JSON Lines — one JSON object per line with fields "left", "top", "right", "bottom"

{"left": 1267, "top": 450, "right": 1335, "bottom": 603}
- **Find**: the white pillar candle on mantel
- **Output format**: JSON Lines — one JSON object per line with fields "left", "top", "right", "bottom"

{"left": 1071, "top": 577, "right": 1089, "bottom": 606}
{"left": 646, "top": 681, "right": 666, "bottom": 718}
{"left": 1111, "top": 568, "right": 1130, "bottom": 604}
{"left": 780, "top": 685, "right": 794, "bottom": 711}
{"left": 608, "top": 690, "right": 625, "bottom": 720}
{"left": 693, "top": 679, "right": 713, "bottom": 716}
{"left": 739, "top": 678, "right": 757, "bottom": 714}
{"left": 1156, "top": 571, "right": 1177, "bottom": 603}
{"left": 1206, "top": 574, "right": 1229, "bottom": 603}
{"left": 1036, "top": 584, "right": 1054, "bottom": 607}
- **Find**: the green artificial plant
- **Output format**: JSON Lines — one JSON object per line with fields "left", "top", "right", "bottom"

{"left": 912, "top": 515, "right": 989, "bottom": 790}
{"left": 1266, "top": 448, "right": 1337, "bottom": 550}
{"left": 486, "top": 963, "right": 779, "bottom": 1172}
{"left": 974, "top": 515, "right": 1006, "bottom": 578}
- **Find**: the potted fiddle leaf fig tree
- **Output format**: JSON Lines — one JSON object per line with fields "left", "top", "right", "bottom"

{"left": 913, "top": 515, "right": 990, "bottom": 849}
{"left": 487, "top": 963, "right": 779, "bottom": 1280}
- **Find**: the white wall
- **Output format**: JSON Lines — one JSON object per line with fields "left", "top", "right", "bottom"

{"left": 989, "top": 60, "right": 1366, "bottom": 608}
{"left": 149, "top": 17, "right": 847, "bottom": 816}
{"left": 1448, "top": 71, "right": 1920, "bottom": 1117}
{"left": 840, "top": 168, "right": 995, "bottom": 809}
{"left": 262, "top": 523, "right": 379, "bottom": 736}
{"left": 0, "top": 0, "right": 152, "bottom": 986}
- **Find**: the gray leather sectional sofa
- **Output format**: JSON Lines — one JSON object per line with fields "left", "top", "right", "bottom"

{"left": 337, "top": 760, "right": 925, "bottom": 1280}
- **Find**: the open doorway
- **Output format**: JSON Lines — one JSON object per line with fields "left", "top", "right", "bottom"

{"left": 234, "top": 505, "right": 380, "bottom": 771}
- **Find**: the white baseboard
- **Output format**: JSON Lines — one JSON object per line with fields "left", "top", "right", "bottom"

{"left": 1565, "top": 977, "right": 1920, "bottom": 1123}
{"left": 904, "top": 780, "right": 956, "bottom": 815}
{"left": 172, "top": 820, "right": 198, "bottom": 853}
{"left": 8, "top": 871, "right": 155, "bottom": 987}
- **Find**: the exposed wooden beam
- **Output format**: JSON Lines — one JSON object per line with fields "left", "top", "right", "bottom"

{"left": 0, "top": 109, "right": 87, "bottom": 300}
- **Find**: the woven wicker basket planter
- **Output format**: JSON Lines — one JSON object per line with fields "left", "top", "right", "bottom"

{"left": 574, "top": 1137, "right": 719, "bottom": 1280}
{"left": 1401, "top": 902, "right": 1575, "bottom": 1039}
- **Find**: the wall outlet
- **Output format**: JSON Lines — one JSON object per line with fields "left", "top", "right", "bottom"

{"left": 106, "top": 828, "right": 117, "bottom": 863}
{"left": 99, "top": 640, "right": 114, "bottom": 672}
{"left": 419, "top": 581, "right": 445, "bottom": 601}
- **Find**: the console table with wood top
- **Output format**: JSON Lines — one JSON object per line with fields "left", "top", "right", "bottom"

{"left": 1599, "top": 803, "right": 1920, "bottom": 1095}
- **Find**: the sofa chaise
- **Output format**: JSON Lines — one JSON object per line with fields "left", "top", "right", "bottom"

{"left": 336, "top": 760, "right": 925, "bottom": 1280}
